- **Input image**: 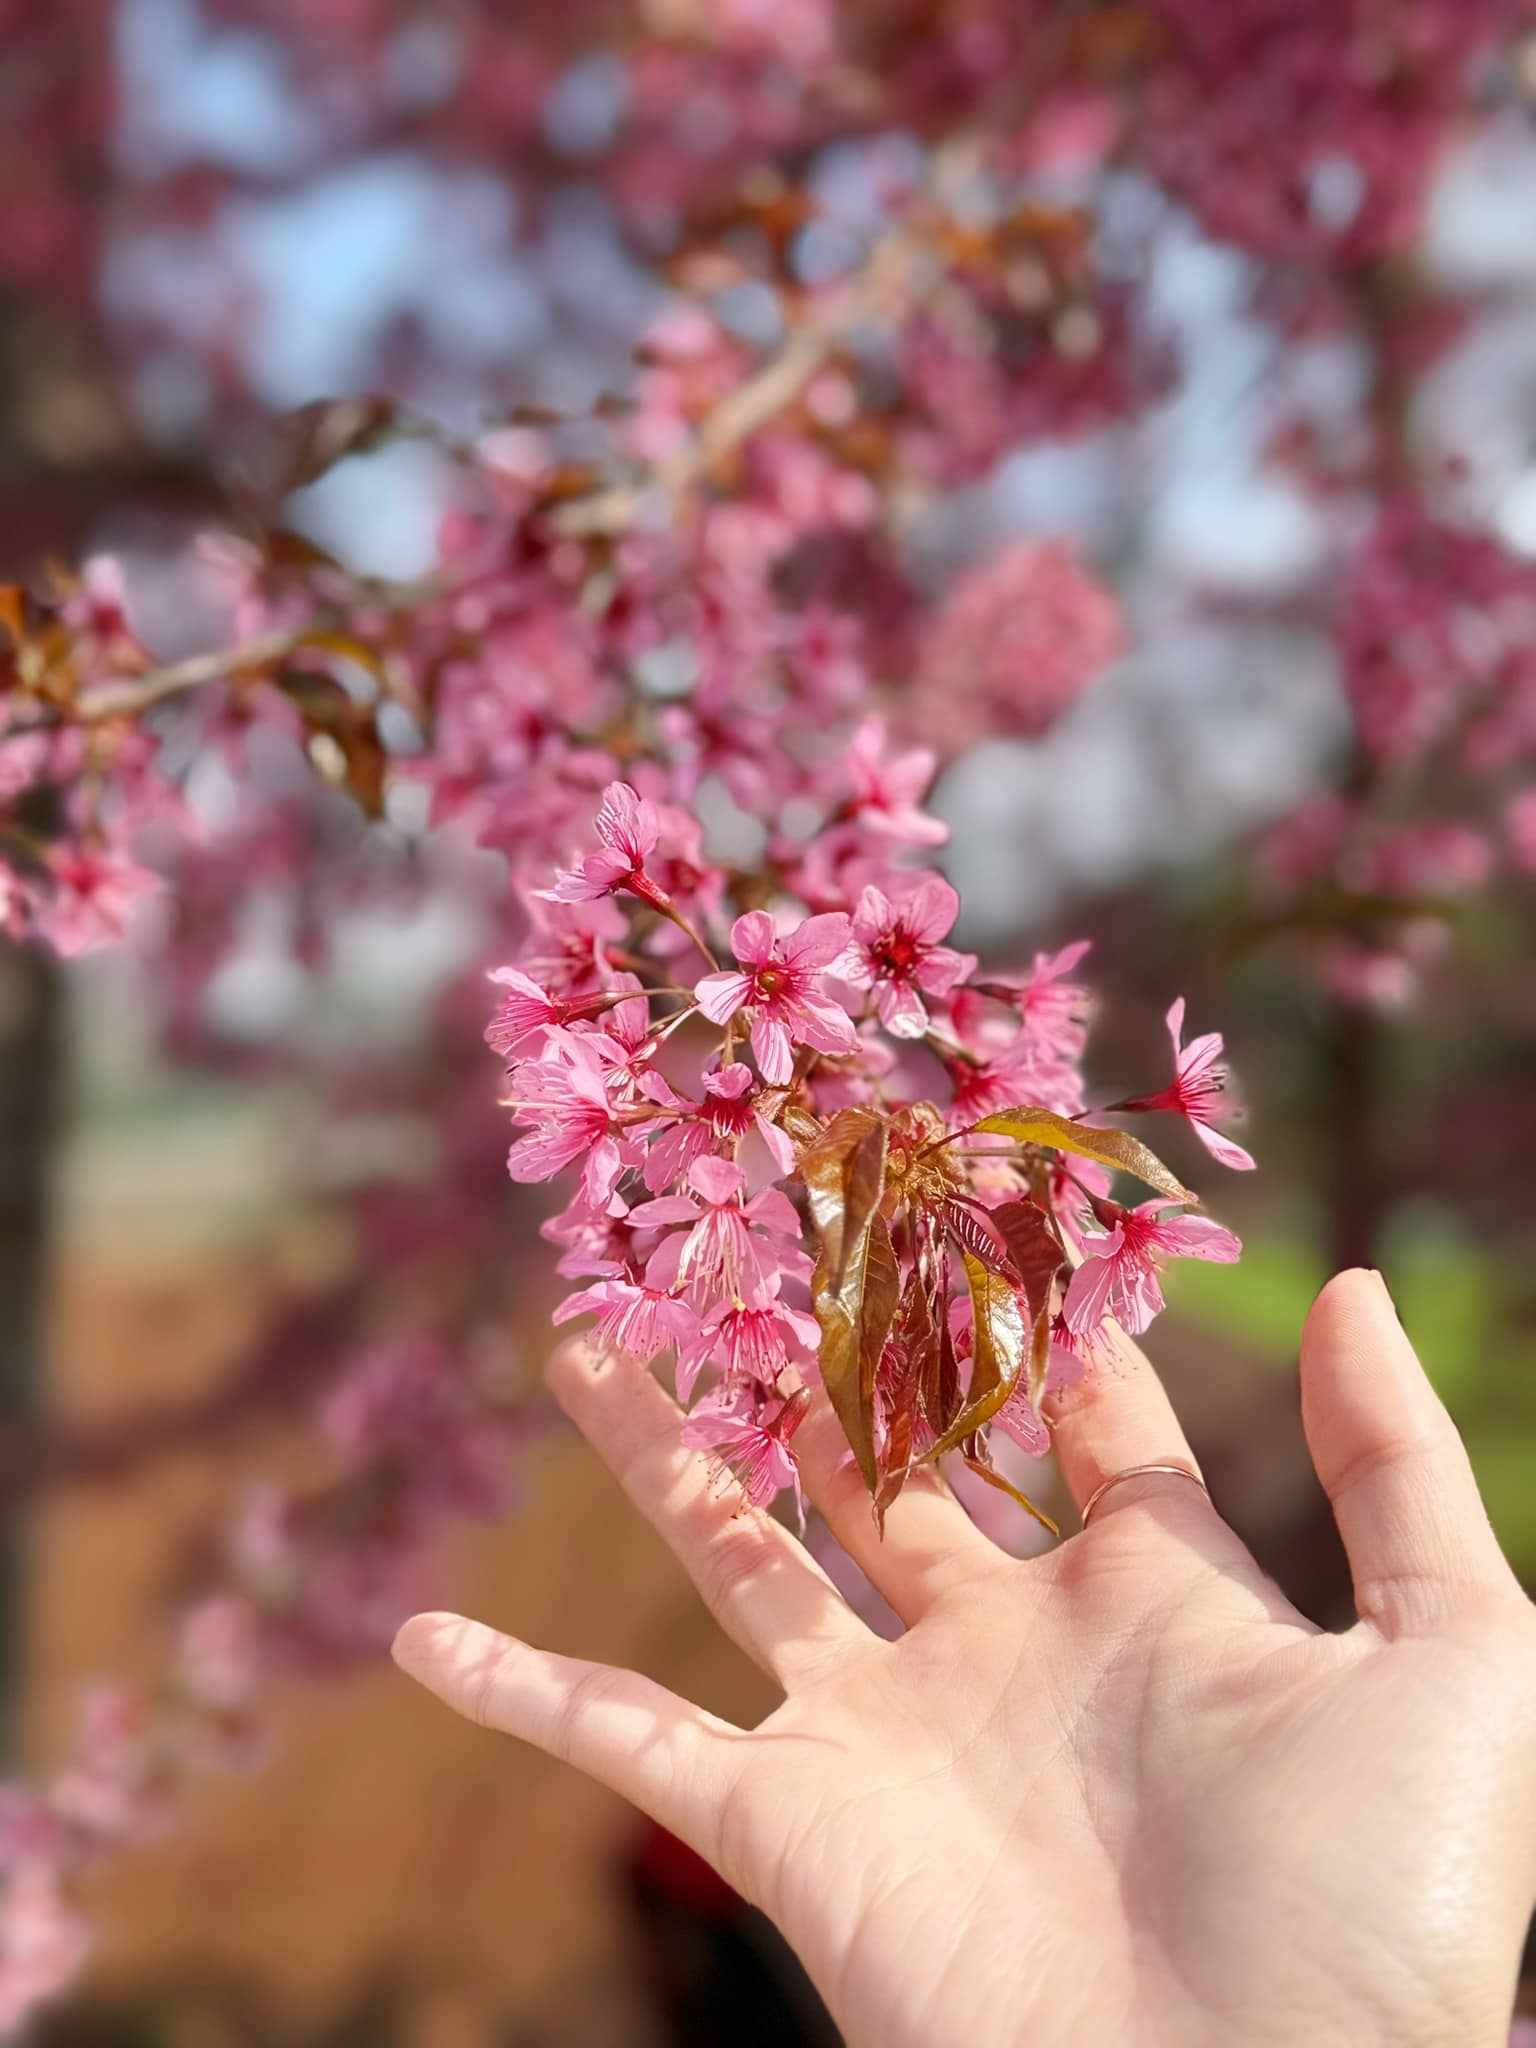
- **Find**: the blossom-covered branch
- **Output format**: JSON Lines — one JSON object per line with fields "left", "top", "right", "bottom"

{"left": 496, "top": 774, "right": 1252, "bottom": 1529}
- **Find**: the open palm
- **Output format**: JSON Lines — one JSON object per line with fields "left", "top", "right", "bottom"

{"left": 395, "top": 1271, "right": 1536, "bottom": 2047}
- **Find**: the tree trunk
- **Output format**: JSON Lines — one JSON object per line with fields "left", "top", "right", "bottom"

{"left": 0, "top": 942, "right": 63, "bottom": 1757}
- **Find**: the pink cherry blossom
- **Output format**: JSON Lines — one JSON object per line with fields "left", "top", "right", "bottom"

{"left": 1112, "top": 999, "right": 1255, "bottom": 1172}
{"left": 515, "top": 893, "right": 627, "bottom": 996}
{"left": 35, "top": 846, "right": 163, "bottom": 958}
{"left": 552, "top": 1276, "right": 699, "bottom": 1363}
{"left": 484, "top": 967, "right": 606, "bottom": 1056}
{"left": 543, "top": 781, "right": 665, "bottom": 906}
{"left": 61, "top": 555, "right": 146, "bottom": 677}
{"left": 579, "top": 978, "right": 656, "bottom": 1080}
{"left": 680, "top": 1385, "right": 810, "bottom": 1517}
{"left": 674, "top": 1275, "right": 820, "bottom": 1400}
{"left": 631, "top": 1155, "right": 807, "bottom": 1302}
{"left": 835, "top": 875, "right": 976, "bottom": 1038}
{"left": 842, "top": 719, "right": 948, "bottom": 847}
{"left": 914, "top": 539, "right": 1123, "bottom": 746}
{"left": 505, "top": 1032, "right": 632, "bottom": 1208}
{"left": 639, "top": 1061, "right": 797, "bottom": 1192}
{"left": 694, "top": 911, "right": 856, "bottom": 1084}
{"left": 1063, "top": 1201, "right": 1242, "bottom": 1340}
{"left": 946, "top": 940, "right": 1094, "bottom": 1122}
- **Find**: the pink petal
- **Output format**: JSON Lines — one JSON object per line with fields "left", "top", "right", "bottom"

{"left": 627, "top": 1194, "right": 701, "bottom": 1226}
{"left": 851, "top": 884, "right": 894, "bottom": 943}
{"left": 1062, "top": 1253, "right": 1121, "bottom": 1337}
{"left": 1117, "top": 1262, "right": 1165, "bottom": 1334}
{"left": 694, "top": 970, "right": 753, "bottom": 1024}
{"left": 580, "top": 1135, "right": 626, "bottom": 1210}
{"left": 830, "top": 944, "right": 876, "bottom": 992}
{"left": 507, "top": 1129, "right": 591, "bottom": 1182}
{"left": 753, "top": 1111, "right": 797, "bottom": 1176}
{"left": 1048, "top": 939, "right": 1093, "bottom": 978}
{"left": 915, "top": 943, "right": 975, "bottom": 998}
{"left": 743, "top": 1186, "right": 800, "bottom": 1237}
{"left": 902, "top": 875, "right": 960, "bottom": 945}
{"left": 488, "top": 966, "right": 544, "bottom": 995}
{"left": 782, "top": 912, "right": 854, "bottom": 970}
{"left": 794, "top": 993, "right": 858, "bottom": 1055}
{"left": 995, "top": 1384, "right": 1051, "bottom": 1458}
{"left": 674, "top": 1340, "right": 711, "bottom": 1403}
{"left": 874, "top": 976, "right": 928, "bottom": 1038}
{"left": 1177, "top": 1031, "right": 1226, "bottom": 1086}
{"left": 1192, "top": 1120, "right": 1256, "bottom": 1172}
{"left": 1164, "top": 996, "right": 1187, "bottom": 1057}
{"left": 689, "top": 1154, "right": 747, "bottom": 1205}
{"left": 643, "top": 1233, "right": 687, "bottom": 1292}
{"left": 596, "top": 781, "right": 659, "bottom": 861}
{"left": 680, "top": 1410, "right": 754, "bottom": 1455}
{"left": 782, "top": 1307, "right": 822, "bottom": 1353}
{"left": 705, "top": 1062, "right": 754, "bottom": 1101}
{"left": 728, "top": 909, "right": 778, "bottom": 969}
{"left": 1151, "top": 1210, "right": 1243, "bottom": 1261}
{"left": 552, "top": 1282, "right": 616, "bottom": 1325}
{"left": 750, "top": 1014, "right": 794, "bottom": 1084}
{"left": 540, "top": 871, "right": 608, "bottom": 904}
{"left": 643, "top": 1121, "right": 707, "bottom": 1193}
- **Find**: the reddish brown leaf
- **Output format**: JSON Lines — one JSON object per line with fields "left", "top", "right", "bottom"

{"left": 922, "top": 1251, "right": 1027, "bottom": 1463}
{"left": 280, "top": 673, "right": 390, "bottom": 819}
{"left": 940, "top": 1198, "right": 1012, "bottom": 1272}
{"left": 915, "top": 1242, "right": 961, "bottom": 1447}
{"left": 812, "top": 1212, "right": 900, "bottom": 1498}
{"left": 800, "top": 1106, "right": 888, "bottom": 1292}
{"left": 985, "top": 1198, "right": 1064, "bottom": 1324}
{"left": 874, "top": 1269, "right": 943, "bottom": 1522}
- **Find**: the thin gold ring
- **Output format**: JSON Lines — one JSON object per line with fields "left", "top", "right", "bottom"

{"left": 1080, "top": 1462, "right": 1209, "bottom": 1527}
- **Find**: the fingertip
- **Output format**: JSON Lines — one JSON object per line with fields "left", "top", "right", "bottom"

{"left": 1301, "top": 1267, "right": 1397, "bottom": 1365}
{"left": 391, "top": 1610, "right": 490, "bottom": 1683}
{"left": 543, "top": 1334, "right": 606, "bottom": 1404}
{"left": 1306, "top": 1264, "right": 1389, "bottom": 1324}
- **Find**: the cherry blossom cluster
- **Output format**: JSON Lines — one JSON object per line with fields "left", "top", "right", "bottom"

{"left": 1256, "top": 497, "right": 1536, "bottom": 1008}
{"left": 494, "top": 772, "right": 1252, "bottom": 1521}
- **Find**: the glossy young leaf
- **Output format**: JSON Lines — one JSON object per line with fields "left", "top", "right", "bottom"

{"left": 969, "top": 1106, "right": 1195, "bottom": 1204}
{"left": 985, "top": 1198, "right": 1065, "bottom": 1318}
{"left": 940, "top": 1198, "right": 1013, "bottom": 1273}
{"left": 986, "top": 1197, "right": 1066, "bottom": 1409}
{"left": 800, "top": 1107, "right": 889, "bottom": 1292}
{"left": 812, "top": 1212, "right": 901, "bottom": 1498}
{"left": 922, "top": 1250, "right": 1027, "bottom": 1463}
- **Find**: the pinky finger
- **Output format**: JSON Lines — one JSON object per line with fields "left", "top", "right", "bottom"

{"left": 392, "top": 1611, "right": 743, "bottom": 1868}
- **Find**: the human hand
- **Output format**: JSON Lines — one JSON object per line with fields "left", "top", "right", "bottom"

{"left": 393, "top": 1271, "right": 1536, "bottom": 2047}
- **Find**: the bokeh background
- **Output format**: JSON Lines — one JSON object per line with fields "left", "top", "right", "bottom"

{"left": 4, "top": 1, "right": 1536, "bottom": 2040}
